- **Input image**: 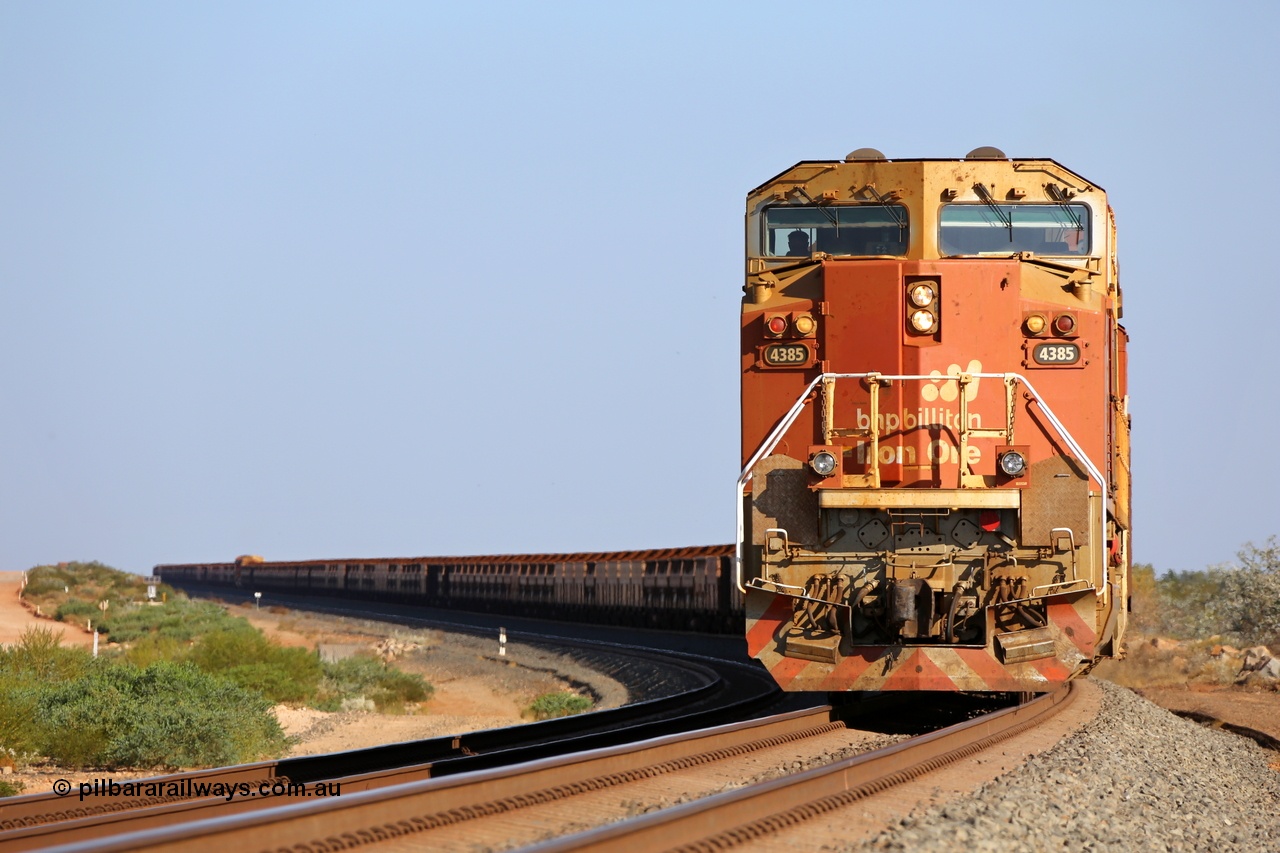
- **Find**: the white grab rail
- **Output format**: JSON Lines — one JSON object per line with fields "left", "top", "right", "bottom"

{"left": 734, "top": 371, "right": 1109, "bottom": 596}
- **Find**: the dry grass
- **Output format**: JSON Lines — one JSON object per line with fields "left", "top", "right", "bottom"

{"left": 1096, "top": 633, "right": 1272, "bottom": 690}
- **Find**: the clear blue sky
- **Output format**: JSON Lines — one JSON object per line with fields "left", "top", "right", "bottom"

{"left": 2, "top": 2, "right": 1276, "bottom": 576}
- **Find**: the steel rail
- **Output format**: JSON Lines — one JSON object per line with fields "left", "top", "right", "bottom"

{"left": 27, "top": 707, "right": 850, "bottom": 853}
{"left": 528, "top": 681, "right": 1077, "bottom": 852}
{"left": 0, "top": 639, "right": 765, "bottom": 843}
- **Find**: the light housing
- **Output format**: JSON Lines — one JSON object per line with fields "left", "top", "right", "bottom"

{"left": 909, "top": 310, "right": 936, "bottom": 333}
{"left": 1053, "top": 312, "right": 1078, "bottom": 337}
{"left": 1024, "top": 313, "right": 1048, "bottom": 336}
{"left": 998, "top": 450, "right": 1027, "bottom": 477}
{"left": 792, "top": 313, "right": 817, "bottom": 337}
{"left": 909, "top": 283, "right": 936, "bottom": 308}
{"left": 764, "top": 315, "right": 788, "bottom": 337}
{"left": 810, "top": 450, "right": 838, "bottom": 477}
{"left": 808, "top": 446, "right": 841, "bottom": 481}
{"left": 905, "top": 279, "right": 940, "bottom": 336}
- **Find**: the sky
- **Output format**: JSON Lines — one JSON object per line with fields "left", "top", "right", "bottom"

{"left": 2, "top": 1, "right": 1277, "bottom": 577}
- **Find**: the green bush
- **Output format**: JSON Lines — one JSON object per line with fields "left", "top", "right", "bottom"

{"left": 0, "top": 627, "right": 90, "bottom": 683}
{"left": 526, "top": 692, "right": 592, "bottom": 721}
{"left": 0, "top": 627, "right": 288, "bottom": 770}
{"left": 25, "top": 561, "right": 170, "bottom": 602}
{"left": 0, "top": 684, "right": 42, "bottom": 754}
{"left": 319, "top": 654, "right": 432, "bottom": 713}
{"left": 98, "top": 600, "right": 243, "bottom": 643}
{"left": 55, "top": 599, "right": 98, "bottom": 624}
{"left": 1146, "top": 538, "right": 1280, "bottom": 646}
{"left": 189, "top": 628, "right": 322, "bottom": 705}
{"left": 120, "top": 633, "right": 191, "bottom": 669}
{"left": 35, "top": 661, "right": 288, "bottom": 769}
{"left": 0, "top": 779, "right": 25, "bottom": 798}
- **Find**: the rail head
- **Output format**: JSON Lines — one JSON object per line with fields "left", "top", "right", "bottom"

{"left": 523, "top": 683, "right": 1078, "bottom": 852}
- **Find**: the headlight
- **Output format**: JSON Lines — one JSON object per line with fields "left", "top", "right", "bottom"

{"left": 909, "top": 283, "right": 936, "bottom": 308}
{"left": 909, "top": 310, "right": 936, "bottom": 333}
{"left": 999, "top": 451, "right": 1027, "bottom": 477}
{"left": 810, "top": 451, "right": 837, "bottom": 477}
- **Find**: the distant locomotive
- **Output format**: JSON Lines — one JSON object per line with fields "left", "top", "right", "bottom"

{"left": 157, "top": 545, "right": 740, "bottom": 633}
{"left": 738, "top": 148, "right": 1131, "bottom": 692}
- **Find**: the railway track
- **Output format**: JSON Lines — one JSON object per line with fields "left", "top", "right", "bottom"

{"left": 8, "top": 684, "right": 1085, "bottom": 852}
{"left": 530, "top": 683, "right": 1080, "bottom": 852}
{"left": 0, "top": 637, "right": 779, "bottom": 851}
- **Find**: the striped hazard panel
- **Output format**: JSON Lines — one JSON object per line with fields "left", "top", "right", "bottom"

{"left": 744, "top": 586, "right": 1097, "bottom": 692}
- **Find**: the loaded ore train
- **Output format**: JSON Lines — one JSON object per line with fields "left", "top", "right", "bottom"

{"left": 160, "top": 146, "right": 1132, "bottom": 697}
{"left": 156, "top": 545, "right": 741, "bottom": 633}
{"left": 738, "top": 148, "right": 1132, "bottom": 693}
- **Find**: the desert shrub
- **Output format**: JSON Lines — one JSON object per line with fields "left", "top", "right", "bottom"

{"left": 98, "top": 599, "right": 243, "bottom": 643}
{"left": 1150, "top": 538, "right": 1280, "bottom": 646}
{"left": 189, "top": 628, "right": 322, "bottom": 705}
{"left": 0, "top": 627, "right": 90, "bottom": 683}
{"left": 319, "top": 654, "right": 432, "bottom": 712}
{"left": 55, "top": 598, "right": 98, "bottom": 624}
{"left": 0, "top": 779, "right": 24, "bottom": 797}
{"left": 120, "top": 633, "right": 191, "bottom": 669}
{"left": 24, "top": 561, "right": 173, "bottom": 604}
{"left": 0, "top": 684, "right": 41, "bottom": 754}
{"left": 35, "top": 660, "right": 287, "bottom": 769}
{"left": 526, "top": 692, "right": 592, "bottom": 720}
{"left": 0, "top": 629, "right": 91, "bottom": 753}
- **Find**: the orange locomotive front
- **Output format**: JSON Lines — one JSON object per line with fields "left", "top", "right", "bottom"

{"left": 738, "top": 148, "right": 1131, "bottom": 693}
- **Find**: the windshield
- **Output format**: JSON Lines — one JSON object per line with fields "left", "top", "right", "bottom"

{"left": 763, "top": 205, "right": 908, "bottom": 257}
{"left": 939, "top": 203, "right": 1091, "bottom": 255}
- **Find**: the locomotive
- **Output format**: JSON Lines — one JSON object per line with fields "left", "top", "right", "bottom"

{"left": 738, "top": 148, "right": 1131, "bottom": 692}
{"left": 155, "top": 545, "right": 740, "bottom": 633}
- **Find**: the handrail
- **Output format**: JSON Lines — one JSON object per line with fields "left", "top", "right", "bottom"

{"left": 735, "top": 371, "right": 1109, "bottom": 596}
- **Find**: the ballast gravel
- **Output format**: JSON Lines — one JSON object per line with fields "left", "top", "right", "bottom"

{"left": 859, "top": 679, "right": 1280, "bottom": 852}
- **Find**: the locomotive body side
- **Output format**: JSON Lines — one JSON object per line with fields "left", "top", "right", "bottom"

{"left": 739, "top": 151, "right": 1130, "bottom": 692}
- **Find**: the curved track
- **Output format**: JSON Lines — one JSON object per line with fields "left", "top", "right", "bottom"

{"left": 12, "top": 686, "right": 1077, "bottom": 852}
{"left": 0, "top": 627, "right": 779, "bottom": 851}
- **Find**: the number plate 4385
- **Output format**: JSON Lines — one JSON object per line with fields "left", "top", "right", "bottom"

{"left": 1030, "top": 342, "right": 1081, "bottom": 366}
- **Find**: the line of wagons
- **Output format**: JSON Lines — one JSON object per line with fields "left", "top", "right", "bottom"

{"left": 155, "top": 544, "right": 742, "bottom": 633}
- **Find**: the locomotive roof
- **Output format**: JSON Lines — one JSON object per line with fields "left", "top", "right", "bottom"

{"left": 749, "top": 157, "right": 1101, "bottom": 198}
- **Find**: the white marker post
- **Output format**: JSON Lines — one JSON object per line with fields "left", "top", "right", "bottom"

{"left": 499, "top": 627, "right": 507, "bottom": 657}
{"left": 254, "top": 591, "right": 262, "bottom": 609}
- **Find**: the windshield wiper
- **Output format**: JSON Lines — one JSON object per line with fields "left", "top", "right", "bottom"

{"left": 1044, "top": 183, "right": 1084, "bottom": 233}
{"left": 791, "top": 186, "right": 839, "bottom": 227}
{"left": 973, "top": 183, "right": 1013, "bottom": 242}
{"left": 863, "top": 185, "right": 907, "bottom": 237}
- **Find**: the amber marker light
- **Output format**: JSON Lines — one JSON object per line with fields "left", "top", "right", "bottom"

{"left": 793, "top": 313, "right": 816, "bottom": 336}
{"left": 1025, "top": 313, "right": 1047, "bottom": 335}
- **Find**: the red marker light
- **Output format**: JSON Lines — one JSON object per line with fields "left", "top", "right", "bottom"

{"left": 766, "top": 316, "right": 788, "bottom": 336}
{"left": 1053, "top": 313, "right": 1076, "bottom": 335}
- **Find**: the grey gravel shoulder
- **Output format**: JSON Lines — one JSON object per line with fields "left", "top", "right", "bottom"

{"left": 407, "top": 629, "right": 631, "bottom": 709}
{"left": 855, "top": 678, "right": 1280, "bottom": 852}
